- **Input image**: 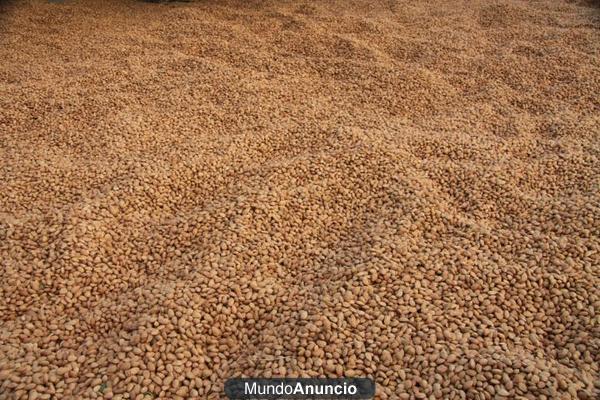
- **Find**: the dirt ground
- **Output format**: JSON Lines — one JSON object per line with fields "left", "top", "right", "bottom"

{"left": 1, "top": 0, "right": 599, "bottom": 399}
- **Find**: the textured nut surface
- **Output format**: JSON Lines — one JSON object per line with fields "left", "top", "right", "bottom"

{"left": 0, "top": 0, "right": 599, "bottom": 399}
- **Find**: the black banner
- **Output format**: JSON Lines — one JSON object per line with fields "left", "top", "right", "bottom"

{"left": 224, "top": 378, "right": 375, "bottom": 399}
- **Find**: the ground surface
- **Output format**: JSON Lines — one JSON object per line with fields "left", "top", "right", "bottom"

{"left": 1, "top": 0, "right": 599, "bottom": 399}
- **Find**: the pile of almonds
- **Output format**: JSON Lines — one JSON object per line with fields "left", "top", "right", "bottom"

{"left": 1, "top": 0, "right": 598, "bottom": 399}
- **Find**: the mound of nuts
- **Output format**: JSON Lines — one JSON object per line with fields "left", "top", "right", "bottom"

{"left": 0, "top": 0, "right": 598, "bottom": 399}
